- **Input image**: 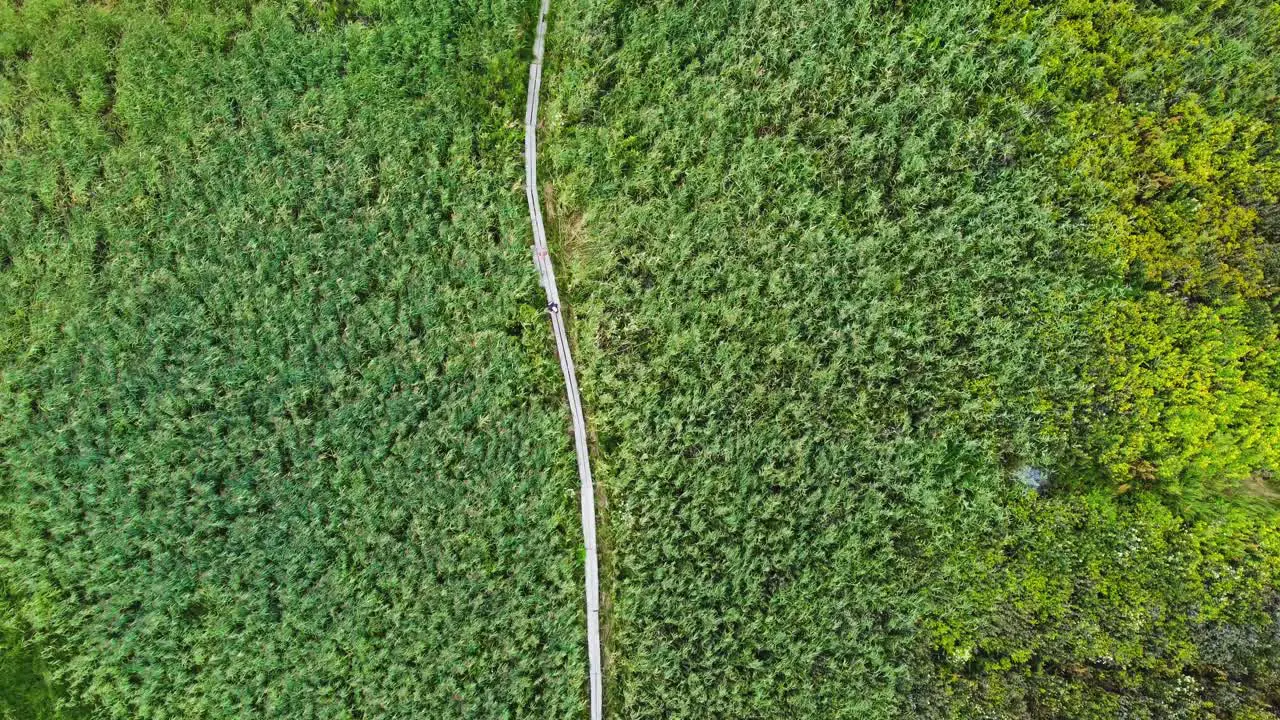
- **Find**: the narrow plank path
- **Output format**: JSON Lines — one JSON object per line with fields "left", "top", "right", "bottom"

{"left": 523, "top": 2, "right": 604, "bottom": 719}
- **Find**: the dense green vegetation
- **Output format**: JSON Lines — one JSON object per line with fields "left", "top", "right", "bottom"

{"left": 927, "top": 3, "right": 1280, "bottom": 715}
{"left": 542, "top": 0, "right": 1280, "bottom": 717}
{"left": 543, "top": 1, "right": 1094, "bottom": 714}
{"left": 1027, "top": 0, "right": 1280, "bottom": 500}
{"left": 3, "top": 0, "right": 1279, "bottom": 718}
{"left": 1, "top": 0, "right": 587, "bottom": 717}
{"left": 1, "top": 581, "right": 87, "bottom": 719}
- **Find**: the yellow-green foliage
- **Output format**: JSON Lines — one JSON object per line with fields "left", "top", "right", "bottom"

{"left": 1014, "top": 0, "right": 1280, "bottom": 495}
{"left": 0, "top": 582, "right": 87, "bottom": 720}
{"left": 1091, "top": 296, "right": 1280, "bottom": 497}
{"left": 931, "top": 1, "right": 1280, "bottom": 715}
{"left": 1076, "top": 100, "right": 1278, "bottom": 300}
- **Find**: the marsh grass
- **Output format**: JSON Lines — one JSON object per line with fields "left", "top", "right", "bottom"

{"left": 542, "top": 0, "right": 1280, "bottom": 716}
{"left": 1, "top": 1, "right": 587, "bottom": 717}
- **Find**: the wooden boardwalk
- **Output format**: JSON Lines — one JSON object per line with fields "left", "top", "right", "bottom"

{"left": 523, "top": 1, "right": 604, "bottom": 718}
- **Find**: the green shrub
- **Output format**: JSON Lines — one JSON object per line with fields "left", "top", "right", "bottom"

{"left": 929, "top": 492, "right": 1280, "bottom": 719}
{"left": 1086, "top": 295, "right": 1280, "bottom": 499}
{"left": 1008, "top": 0, "right": 1280, "bottom": 496}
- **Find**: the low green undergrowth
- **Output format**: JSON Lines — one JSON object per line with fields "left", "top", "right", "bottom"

{"left": 0, "top": 581, "right": 88, "bottom": 720}
{"left": 930, "top": 492, "right": 1280, "bottom": 719}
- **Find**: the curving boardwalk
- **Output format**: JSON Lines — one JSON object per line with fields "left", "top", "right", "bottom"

{"left": 523, "top": 1, "right": 604, "bottom": 719}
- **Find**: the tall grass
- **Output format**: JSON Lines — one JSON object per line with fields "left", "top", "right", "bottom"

{"left": 542, "top": 0, "right": 1280, "bottom": 716}
{"left": 2, "top": 0, "right": 1278, "bottom": 717}
{"left": 1, "top": 1, "right": 587, "bottom": 717}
